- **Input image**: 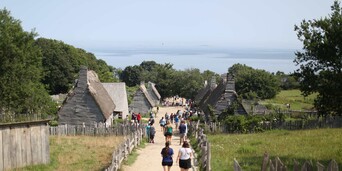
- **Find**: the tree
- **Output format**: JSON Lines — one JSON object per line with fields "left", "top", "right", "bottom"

{"left": 0, "top": 9, "right": 56, "bottom": 115}
{"left": 36, "top": 38, "right": 117, "bottom": 94}
{"left": 228, "top": 64, "right": 280, "bottom": 99}
{"left": 294, "top": 1, "right": 342, "bottom": 116}
{"left": 121, "top": 65, "right": 143, "bottom": 86}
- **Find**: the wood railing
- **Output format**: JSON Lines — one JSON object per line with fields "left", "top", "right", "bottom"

{"left": 190, "top": 121, "right": 211, "bottom": 171}
{"left": 233, "top": 153, "right": 339, "bottom": 171}
{"left": 105, "top": 126, "right": 145, "bottom": 171}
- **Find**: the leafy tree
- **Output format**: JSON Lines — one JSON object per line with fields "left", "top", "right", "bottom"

{"left": 36, "top": 38, "right": 117, "bottom": 94}
{"left": 174, "top": 68, "right": 204, "bottom": 99}
{"left": 35, "top": 38, "right": 75, "bottom": 94}
{"left": 294, "top": 1, "right": 342, "bottom": 116}
{"left": 121, "top": 65, "right": 143, "bottom": 86}
{"left": 0, "top": 9, "right": 56, "bottom": 115}
{"left": 229, "top": 63, "right": 280, "bottom": 99}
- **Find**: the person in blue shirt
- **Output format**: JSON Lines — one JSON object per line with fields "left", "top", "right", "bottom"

{"left": 161, "top": 141, "right": 173, "bottom": 171}
{"left": 179, "top": 120, "right": 187, "bottom": 145}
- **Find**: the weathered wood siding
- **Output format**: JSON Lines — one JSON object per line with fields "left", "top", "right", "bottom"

{"left": 0, "top": 120, "right": 50, "bottom": 170}
{"left": 130, "top": 89, "right": 152, "bottom": 114}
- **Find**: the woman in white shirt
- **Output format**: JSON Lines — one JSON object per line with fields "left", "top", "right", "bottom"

{"left": 176, "top": 141, "right": 193, "bottom": 171}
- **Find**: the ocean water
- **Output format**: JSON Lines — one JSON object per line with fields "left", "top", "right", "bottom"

{"left": 94, "top": 47, "right": 298, "bottom": 74}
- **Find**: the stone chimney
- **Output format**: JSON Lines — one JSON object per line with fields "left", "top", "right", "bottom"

{"left": 210, "top": 76, "right": 217, "bottom": 90}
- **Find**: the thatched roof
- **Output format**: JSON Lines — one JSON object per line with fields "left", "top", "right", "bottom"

{"left": 148, "top": 82, "right": 161, "bottom": 100}
{"left": 201, "top": 74, "right": 247, "bottom": 115}
{"left": 102, "top": 82, "right": 129, "bottom": 117}
{"left": 87, "top": 70, "right": 116, "bottom": 120}
{"left": 140, "top": 83, "right": 155, "bottom": 107}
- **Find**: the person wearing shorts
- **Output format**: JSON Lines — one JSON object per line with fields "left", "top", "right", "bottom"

{"left": 176, "top": 141, "right": 193, "bottom": 171}
{"left": 161, "top": 141, "right": 173, "bottom": 171}
{"left": 178, "top": 120, "right": 187, "bottom": 145}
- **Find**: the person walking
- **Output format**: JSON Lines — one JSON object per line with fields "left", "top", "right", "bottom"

{"left": 149, "top": 123, "right": 156, "bottom": 143}
{"left": 161, "top": 141, "right": 174, "bottom": 171}
{"left": 159, "top": 117, "right": 166, "bottom": 131}
{"left": 174, "top": 115, "right": 179, "bottom": 130}
{"left": 137, "top": 113, "right": 141, "bottom": 124}
{"left": 176, "top": 141, "right": 193, "bottom": 171}
{"left": 178, "top": 120, "right": 187, "bottom": 145}
{"left": 164, "top": 120, "right": 173, "bottom": 144}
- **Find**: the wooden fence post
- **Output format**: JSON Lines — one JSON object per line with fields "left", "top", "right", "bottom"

{"left": 317, "top": 162, "right": 325, "bottom": 171}
{"left": 327, "top": 160, "right": 339, "bottom": 171}
{"left": 261, "top": 152, "right": 269, "bottom": 171}
{"left": 233, "top": 158, "right": 242, "bottom": 171}
{"left": 206, "top": 142, "right": 211, "bottom": 171}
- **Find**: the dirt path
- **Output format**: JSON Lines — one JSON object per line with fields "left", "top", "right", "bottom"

{"left": 122, "top": 106, "right": 194, "bottom": 171}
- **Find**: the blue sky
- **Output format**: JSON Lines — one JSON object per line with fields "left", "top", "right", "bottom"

{"left": 0, "top": 0, "right": 335, "bottom": 51}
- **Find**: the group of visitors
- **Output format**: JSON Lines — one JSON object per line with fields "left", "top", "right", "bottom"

{"left": 131, "top": 112, "right": 142, "bottom": 124}
{"left": 135, "top": 104, "right": 194, "bottom": 170}
{"left": 159, "top": 112, "right": 189, "bottom": 145}
{"left": 161, "top": 141, "right": 193, "bottom": 171}
{"left": 160, "top": 109, "right": 192, "bottom": 171}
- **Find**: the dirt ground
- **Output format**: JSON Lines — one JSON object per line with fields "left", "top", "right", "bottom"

{"left": 122, "top": 106, "right": 195, "bottom": 171}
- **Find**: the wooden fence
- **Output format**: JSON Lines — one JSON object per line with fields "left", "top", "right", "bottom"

{"left": 0, "top": 120, "right": 50, "bottom": 171}
{"left": 190, "top": 120, "right": 340, "bottom": 171}
{"left": 234, "top": 153, "right": 339, "bottom": 171}
{"left": 105, "top": 124, "right": 145, "bottom": 171}
{"left": 204, "top": 116, "right": 342, "bottom": 134}
{"left": 49, "top": 122, "right": 142, "bottom": 136}
{"left": 189, "top": 121, "right": 211, "bottom": 171}
{"left": 49, "top": 122, "right": 146, "bottom": 171}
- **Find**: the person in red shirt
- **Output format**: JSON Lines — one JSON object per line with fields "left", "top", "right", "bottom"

{"left": 137, "top": 113, "right": 142, "bottom": 124}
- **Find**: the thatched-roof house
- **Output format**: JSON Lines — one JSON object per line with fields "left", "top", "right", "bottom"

{"left": 201, "top": 74, "right": 247, "bottom": 116}
{"left": 195, "top": 76, "right": 217, "bottom": 106}
{"left": 102, "top": 82, "right": 129, "bottom": 119}
{"left": 147, "top": 81, "right": 161, "bottom": 105}
{"left": 129, "top": 82, "right": 155, "bottom": 114}
{"left": 58, "top": 67, "right": 116, "bottom": 126}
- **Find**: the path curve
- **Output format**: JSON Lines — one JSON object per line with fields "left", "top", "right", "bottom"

{"left": 122, "top": 106, "right": 194, "bottom": 171}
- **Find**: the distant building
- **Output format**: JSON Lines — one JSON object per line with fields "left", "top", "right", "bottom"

{"left": 195, "top": 76, "right": 217, "bottom": 107}
{"left": 201, "top": 73, "right": 247, "bottom": 117}
{"left": 58, "top": 67, "right": 116, "bottom": 126}
{"left": 129, "top": 82, "right": 155, "bottom": 114}
{"left": 102, "top": 82, "right": 129, "bottom": 119}
{"left": 147, "top": 81, "right": 161, "bottom": 106}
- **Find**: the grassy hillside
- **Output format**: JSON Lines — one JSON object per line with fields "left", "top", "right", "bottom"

{"left": 208, "top": 128, "right": 342, "bottom": 170}
{"left": 260, "top": 89, "right": 317, "bottom": 111}
{"left": 17, "top": 136, "right": 124, "bottom": 171}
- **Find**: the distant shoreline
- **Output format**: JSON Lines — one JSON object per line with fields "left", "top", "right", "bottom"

{"left": 94, "top": 47, "right": 298, "bottom": 74}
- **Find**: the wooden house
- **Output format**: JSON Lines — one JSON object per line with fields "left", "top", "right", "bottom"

{"left": 195, "top": 76, "right": 217, "bottom": 107}
{"left": 102, "top": 82, "right": 129, "bottom": 119}
{"left": 201, "top": 74, "right": 247, "bottom": 117}
{"left": 129, "top": 82, "right": 155, "bottom": 114}
{"left": 58, "top": 67, "right": 116, "bottom": 126}
{"left": 147, "top": 81, "right": 161, "bottom": 106}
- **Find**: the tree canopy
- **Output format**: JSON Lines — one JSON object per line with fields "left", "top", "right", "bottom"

{"left": 36, "top": 38, "right": 118, "bottom": 94}
{"left": 0, "top": 9, "right": 56, "bottom": 115}
{"left": 120, "top": 61, "right": 220, "bottom": 99}
{"left": 228, "top": 63, "right": 280, "bottom": 99}
{"left": 294, "top": 1, "right": 342, "bottom": 116}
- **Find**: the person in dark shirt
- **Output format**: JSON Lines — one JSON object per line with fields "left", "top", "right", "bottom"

{"left": 161, "top": 141, "right": 173, "bottom": 171}
{"left": 179, "top": 120, "right": 187, "bottom": 145}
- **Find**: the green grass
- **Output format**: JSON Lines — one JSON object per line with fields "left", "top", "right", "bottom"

{"left": 260, "top": 89, "right": 317, "bottom": 110}
{"left": 208, "top": 128, "right": 342, "bottom": 171}
{"left": 15, "top": 136, "right": 124, "bottom": 171}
